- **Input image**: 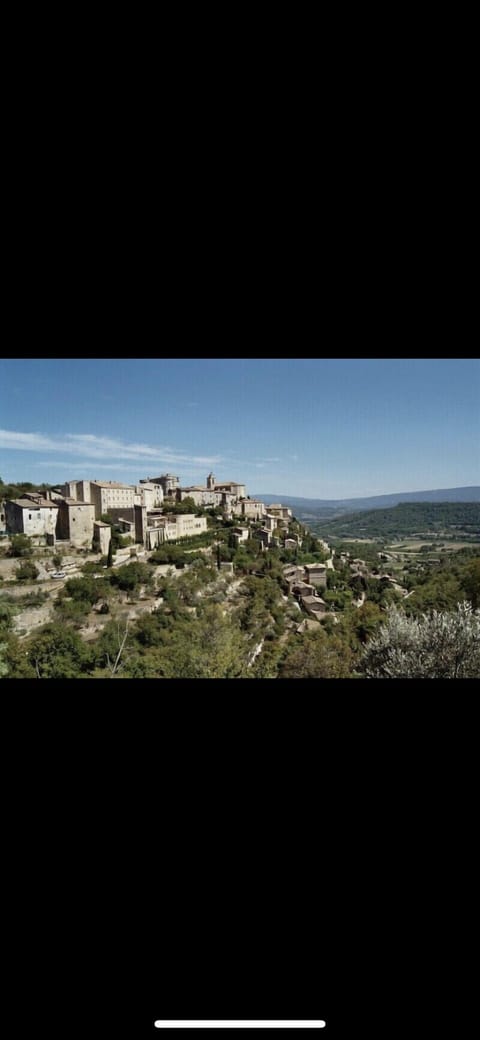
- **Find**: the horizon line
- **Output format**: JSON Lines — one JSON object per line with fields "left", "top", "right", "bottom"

{"left": 252, "top": 484, "right": 480, "bottom": 501}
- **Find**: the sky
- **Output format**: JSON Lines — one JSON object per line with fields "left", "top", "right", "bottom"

{"left": 0, "top": 357, "right": 478, "bottom": 500}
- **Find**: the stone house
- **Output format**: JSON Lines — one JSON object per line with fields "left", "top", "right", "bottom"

{"left": 305, "top": 563, "right": 327, "bottom": 589}
{"left": 263, "top": 514, "right": 278, "bottom": 532}
{"left": 93, "top": 521, "right": 112, "bottom": 556}
{"left": 143, "top": 474, "right": 179, "bottom": 497}
{"left": 135, "top": 483, "right": 163, "bottom": 511}
{"left": 232, "top": 526, "right": 249, "bottom": 547}
{"left": 63, "top": 480, "right": 92, "bottom": 503}
{"left": 177, "top": 485, "right": 232, "bottom": 509}
{"left": 264, "top": 504, "right": 292, "bottom": 520}
{"left": 235, "top": 499, "right": 265, "bottom": 521}
{"left": 56, "top": 499, "right": 96, "bottom": 548}
{"left": 176, "top": 473, "right": 245, "bottom": 511}
{"left": 292, "top": 581, "right": 317, "bottom": 599}
{"left": 301, "top": 595, "right": 327, "bottom": 619}
{"left": 5, "top": 495, "right": 59, "bottom": 544}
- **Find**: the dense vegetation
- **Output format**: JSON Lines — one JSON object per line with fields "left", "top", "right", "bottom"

{"left": 0, "top": 478, "right": 54, "bottom": 501}
{"left": 1, "top": 498, "right": 480, "bottom": 680}
{"left": 311, "top": 501, "right": 480, "bottom": 541}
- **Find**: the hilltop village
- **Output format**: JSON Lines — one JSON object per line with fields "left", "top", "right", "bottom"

{"left": 1, "top": 471, "right": 479, "bottom": 679}
{"left": 0, "top": 472, "right": 335, "bottom": 632}
{"left": 3, "top": 471, "right": 297, "bottom": 554}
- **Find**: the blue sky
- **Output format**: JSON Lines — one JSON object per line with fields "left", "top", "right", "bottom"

{"left": 0, "top": 358, "right": 478, "bottom": 500}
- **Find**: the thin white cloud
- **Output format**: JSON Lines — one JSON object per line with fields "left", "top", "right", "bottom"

{"left": 0, "top": 428, "right": 221, "bottom": 467}
{"left": 37, "top": 461, "right": 217, "bottom": 475}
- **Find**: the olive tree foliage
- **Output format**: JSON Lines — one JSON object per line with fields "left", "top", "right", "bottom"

{"left": 362, "top": 602, "right": 480, "bottom": 679}
{"left": 0, "top": 643, "right": 8, "bottom": 678}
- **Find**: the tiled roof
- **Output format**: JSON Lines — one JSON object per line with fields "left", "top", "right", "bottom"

{"left": 10, "top": 497, "right": 58, "bottom": 509}
{"left": 91, "top": 481, "right": 134, "bottom": 489}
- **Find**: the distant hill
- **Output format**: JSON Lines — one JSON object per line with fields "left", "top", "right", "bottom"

{"left": 254, "top": 486, "right": 480, "bottom": 516}
{"left": 308, "top": 501, "right": 480, "bottom": 541}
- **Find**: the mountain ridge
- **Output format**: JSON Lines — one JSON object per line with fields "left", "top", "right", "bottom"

{"left": 253, "top": 486, "right": 480, "bottom": 514}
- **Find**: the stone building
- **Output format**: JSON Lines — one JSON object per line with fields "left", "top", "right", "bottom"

{"left": 263, "top": 514, "right": 278, "bottom": 532}
{"left": 136, "top": 482, "right": 163, "bottom": 510}
{"left": 305, "top": 563, "right": 327, "bottom": 589}
{"left": 234, "top": 499, "right": 265, "bottom": 521}
{"left": 264, "top": 504, "right": 293, "bottom": 520}
{"left": 255, "top": 528, "right": 272, "bottom": 548}
{"left": 63, "top": 480, "right": 138, "bottom": 519}
{"left": 301, "top": 596, "right": 327, "bottom": 619}
{"left": 133, "top": 505, "right": 208, "bottom": 550}
{"left": 56, "top": 499, "right": 96, "bottom": 548}
{"left": 206, "top": 473, "right": 246, "bottom": 499}
{"left": 160, "top": 513, "right": 208, "bottom": 541}
{"left": 292, "top": 581, "right": 317, "bottom": 599}
{"left": 144, "top": 513, "right": 208, "bottom": 550}
{"left": 93, "top": 521, "right": 112, "bottom": 556}
{"left": 63, "top": 480, "right": 92, "bottom": 503}
{"left": 177, "top": 473, "right": 246, "bottom": 511}
{"left": 115, "top": 517, "right": 136, "bottom": 538}
{"left": 232, "top": 526, "right": 249, "bottom": 547}
{"left": 5, "top": 495, "right": 59, "bottom": 544}
{"left": 143, "top": 474, "right": 179, "bottom": 497}
{"left": 177, "top": 485, "right": 235, "bottom": 510}
{"left": 283, "top": 565, "right": 308, "bottom": 588}
{"left": 89, "top": 481, "right": 136, "bottom": 519}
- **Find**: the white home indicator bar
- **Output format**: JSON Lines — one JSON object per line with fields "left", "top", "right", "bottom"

{"left": 154, "top": 1024, "right": 326, "bottom": 1030}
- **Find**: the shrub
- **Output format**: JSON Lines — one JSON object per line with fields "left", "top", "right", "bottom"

{"left": 16, "top": 560, "right": 39, "bottom": 582}
{"left": 62, "top": 576, "right": 109, "bottom": 605}
{"left": 9, "top": 534, "right": 33, "bottom": 557}
{"left": 362, "top": 602, "right": 480, "bottom": 678}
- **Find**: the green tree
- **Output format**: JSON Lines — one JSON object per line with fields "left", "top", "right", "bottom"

{"left": 62, "top": 576, "right": 108, "bottom": 605}
{"left": 353, "top": 601, "right": 383, "bottom": 644}
{"left": 163, "top": 496, "right": 204, "bottom": 515}
{"left": 9, "top": 534, "right": 33, "bottom": 557}
{"left": 0, "top": 601, "right": 17, "bottom": 634}
{"left": 137, "top": 605, "right": 247, "bottom": 678}
{"left": 110, "top": 562, "right": 152, "bottom": 596}
{"left": 461, "top": 559, "right": 480, "bottom": 610}
{"left": 107, "top": 540, "right": 114, "bottom": 568}
{"left": 25, "top": 624, "right": 94, "bottom": 678}
{"left": 1, "top": 634, "right": 36, "bottom": 678}
{"left": 16, "top": 560, "right": 39, "bottom": 582}
{"left": 279, "top": 629, "right": 353, "bottom": 678}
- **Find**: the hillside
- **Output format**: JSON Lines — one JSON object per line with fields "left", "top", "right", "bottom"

{"left": 311, "top": 501, "right": 480, "bottom": 541}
